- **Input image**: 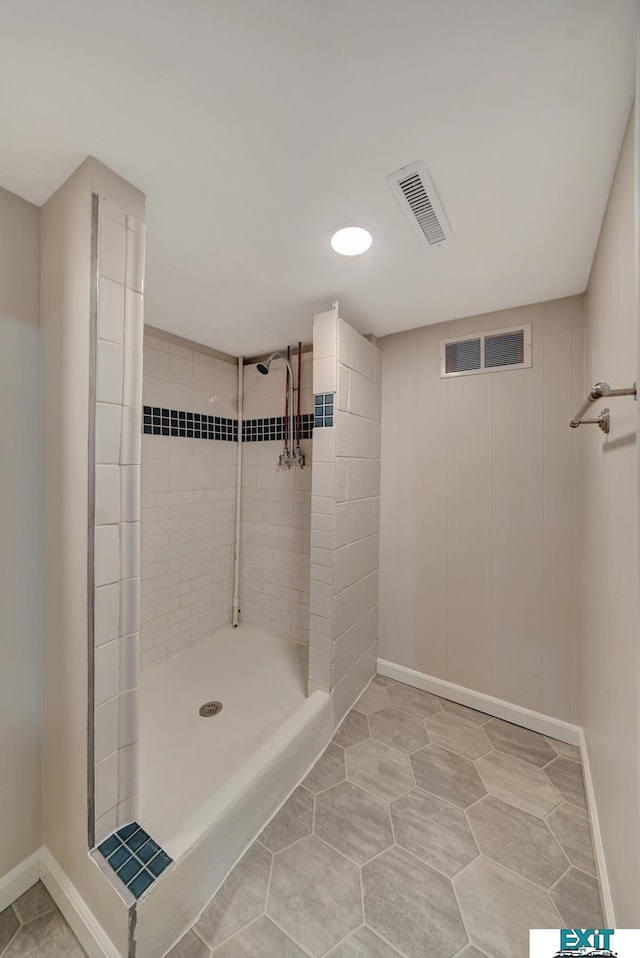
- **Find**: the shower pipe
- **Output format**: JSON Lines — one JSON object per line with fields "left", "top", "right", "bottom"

{"left": 297, "top": 341, "right": 302, "bottom": 450}
{"left": 286, "top": 345, "right": 291, "bottom": 451}
{"left": 257, "top": 351, "right": 296, "bottom": 450}
{"left": 232, "top": 355, "right": 243, "bottom": 628}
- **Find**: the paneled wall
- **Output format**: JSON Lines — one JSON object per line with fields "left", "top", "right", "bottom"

{"left": 378, "top": 296, "right": 584, "bottom": 722}
{"left": 310, "top": 309, "right": 382, "bottom": 718}
{"left": 580, "top": 112, "right": 639, "bottom": 924}
{"left": 238, "top": 352, "right": 313, "bottom": 644}
{"left": 140, "top": 329, "right": 238, "bottom": 669}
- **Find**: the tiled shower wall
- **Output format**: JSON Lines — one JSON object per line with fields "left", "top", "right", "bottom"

{"left": 93, "top": 196, "right": 146, "bottom": 842}
{"left": 238, "top": 352, "right": 313, "bottom": 644}
{"left": 140, "top": 329, "right": 238, "bottom": 670}
{"left": 310, "top": 308, "right": 381, "bottom": 714}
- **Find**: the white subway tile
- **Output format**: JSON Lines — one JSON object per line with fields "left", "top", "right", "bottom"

{"left": 120, "top": 465, "right": 140, "bottom": 522}
{"left": 309, "top": 628, "right": 332, "bottom": 654}
{"left": 334, "top": 570, "right": 378, "bottom": 638}
{"left": 118, "top": 743, "right": 138, "bottom": 802}
{"left": 120, "top": 522, "right": 140, "bottom": 581}
{"left": 123, "top": 347, "right": 143, "bottom": 409}
{"left": 124, "top": 289, "right": 144, "bottom": 352}
{"left": 101, "top": 199, "right": 125, "bottom": 225}
{"left": 95, "top": 641, "right": 119, "bottom": 705}
{"left": 169, "top": 354, "right": 193, "bottom": 386}
{"left": 119, "top": 576, "right": 140, "bottom": 637}
{"left": 142, "top": 375, "right": 171, "bottom": 408}
{"left": 335, "top": 499, "right": 375, "bottom": 547}
{"left": 98, "top": 277, "right": 125, "bottom": 344}
{"left": 96, "top": 403, "right": 121, "bottom": 465}
{"left": 94, "top": 751, "right": 118, "bottom": 821}
{"left": 171, "top": 382, "right": 194, "bottom": 411}
{"left": 312, "top": 462, "right": 336, "bottom": 498}
{"left": 95, "top": 465, "right": 120, "bottom": 525}
{"left": 96, "top": 340, "right": 123, "bottom": 405}
{"left": 95, "top": 584, "right": 119, "bottom": 647}
{"left": 120, "top": 405, "right": 141, "bottom": 465}
{"left": 337, "top": 364, "right": 349, "bottom": 411}
{"left": 94, "top": 697, "right": 119, "bottom": 762}
{"left": 346, "top": 459, "right": 381, "bottom": 500}
{"left": 336, "top": 412, "right": 377, "bottom": 459}
{"left": 125, "top": 227, "right": 145, "bottom": 293}
{"left": 94, "top": 525, "right": 119, "bottom": 587}
{"left": 119, "top": 632, "right": 139, "bottom": 692}
{"left": 144, "top": 347, "right": 170, "bottom": 380}
{"left": 312, "top": 425, "right": 336, "bottom": 462}
{"left": 118, "top": 689, "right": 138, "bottom": 748}
{"left": 95, "top": 808, "right": 117, "bottom": 846}
{"left": 312, "top": 496, "right": 334, "bottom": 516}
{"left": 142, "top": 463, "right": 169, "bottom": 494}
{"left": 347, "top": 369, "right": 381, "bottom": 421}
{"left": 99, "top": 215, "right": 125, "bottom": 285}
{"left": 116, "top": 797, "right": 137, "bottom": 828}
{"left": 313, "top": 310, "right": 338, "bottom": 359}
{"left": 313, "top": 356, "right": 337, "bottom": 394}
{"left": 338, "top": 319, "right": 377, "bottom": 380}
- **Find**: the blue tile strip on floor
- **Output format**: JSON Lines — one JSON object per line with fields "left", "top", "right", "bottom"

{"left": 96, "top": 822, "right": 172, "bottom": 899}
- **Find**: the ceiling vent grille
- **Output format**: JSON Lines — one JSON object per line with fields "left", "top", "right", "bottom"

{"left": 440, "top": 325, "right": 532, "bottom": 379}
{"left": 387, "top": 160, "right": 453, "bottom": 248}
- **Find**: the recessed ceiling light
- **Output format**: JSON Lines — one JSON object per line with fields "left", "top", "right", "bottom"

{"left": 330, "top": 225, "right": 372, "bottom": 256}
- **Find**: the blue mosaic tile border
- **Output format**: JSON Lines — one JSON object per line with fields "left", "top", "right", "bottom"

{"left": 242, "top": 413, "right": 313, "bottom": 442}
{"left": 97, "top": 822, "right": 172, "bottom": 899}
{"left": 143, "top": 407, "right": 238, "bottom": 441}
{"left": 314, "top": 393, "right": 334, "bottom": 428}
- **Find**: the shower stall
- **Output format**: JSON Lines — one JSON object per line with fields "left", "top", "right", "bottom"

{"left": 137, "top": 336, "right": 320, "bottom": 861}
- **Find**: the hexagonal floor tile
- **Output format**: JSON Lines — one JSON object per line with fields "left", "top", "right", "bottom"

{"left": 212, "top": 915, "right": 308, "bottom": 957}
{"left": 484, "top": 718, "right": 557, "bottom": 767}
{"left": 544, "top": 758, "right": 587, "bottom": 810}
{"left": 386, "top": 683, "right": 442, "bottom": 718}
{"left": 303, "top": 742, "right": 345, "bottom": 793}
{"left": 167, "top": 930, "right": 210, "bottom": 958}
{"left": 440, "top": 699, "right": 492, "bottom": 726}
{"left": 545, "top": 737, "right": 581, "bottom": 763}
{"left": 363, "top": 846, "right": 467, "bottom": 958}
{"left": 369, "top": 707, "right": 429, "bottom": 752}
{"left": 475, "top": 750, "right": 560, "bottom": 818}
{"left": 424, "top": 712, "right": 491, "bottom": 760}
{"left": 2, "top": 910, "right": 87, "bottom": 958}
{"left": 267, "top": 835, "right": 362, "bottom": 958}
{"left": 327, "top": 926, "right": 402, "bottom": 956}
{"left": 466, "top": 795, "right": 568, "bottom": 887}
{"left": 315, "top": 781, "right": 393, "bottom": 864}
{"left": 196, "top": 842, "right": 272, "bottom": 949}
{"left": 260, "top": 786, "right": 314, "bottom": 852}
{"left": 410, "top": 745, "right": 486, "bottom": 808}
{"left": 546, "top": 803, "right": 597, "bottom": 877}
{"left": 390, "top": 787, "right": 478, "bottom": 877}
{"left": 549, "top": 867, "right": 603, "bottom": 928}
{"left": 452, "top": 857, "right": 560, "bottom": 958}
{"left": 346, "top": 739, "right": 414, "bottom": 801}
{"left": 333, "top": 710, "right": 370, "bottom": 748}
{"left": 354, "top": 682, "right": 389, "bottom": 715}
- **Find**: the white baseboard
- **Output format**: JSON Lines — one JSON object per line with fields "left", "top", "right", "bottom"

{"left": 39, "top": 847, "right": 121, "bottom": 958}
{"left": 578, "top": 728, "right": 615, "bottom": 926}
{"left": 377, "top": 657, "right": 614, "bottom": 924}
{"left": 377, "top": 658, "right": 581, "bottom": 745}
{"left": 0, "top": 850, "right": 40, "bottom": 913}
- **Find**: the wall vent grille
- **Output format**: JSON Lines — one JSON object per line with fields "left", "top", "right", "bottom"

{"left": 440, "top": 325, "right": 531, "bottom": 378}
{"left": 387, "top": 160, "right": 453, "bottom": 248}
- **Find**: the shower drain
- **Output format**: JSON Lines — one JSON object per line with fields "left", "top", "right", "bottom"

{"left": 199, "top": 701, "right": 223, "bottom": 717}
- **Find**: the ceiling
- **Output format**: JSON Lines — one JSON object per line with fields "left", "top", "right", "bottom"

{"left": 0, "top": 0, "right": 635, "bottom": 354}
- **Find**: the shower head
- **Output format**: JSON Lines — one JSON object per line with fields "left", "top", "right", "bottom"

{"left": 257, "top": 351, "right": 286, "bottom": 376}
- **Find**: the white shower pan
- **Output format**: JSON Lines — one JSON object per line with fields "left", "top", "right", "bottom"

{"left": 135, "top": 624, "right": 333, "bottom": 958}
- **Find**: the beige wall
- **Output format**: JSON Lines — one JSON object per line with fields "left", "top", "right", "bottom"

{"left": 0, "top": 186, "right": 42, "bottom": 877}
{"left": 41, "top": 159, "right": 137, "bottom": 955}
{"left": 580, "top": 113, "right": 639, "bottom": 925}
{"left": 378, "top": 296, "right": 584, "bottom": 722}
